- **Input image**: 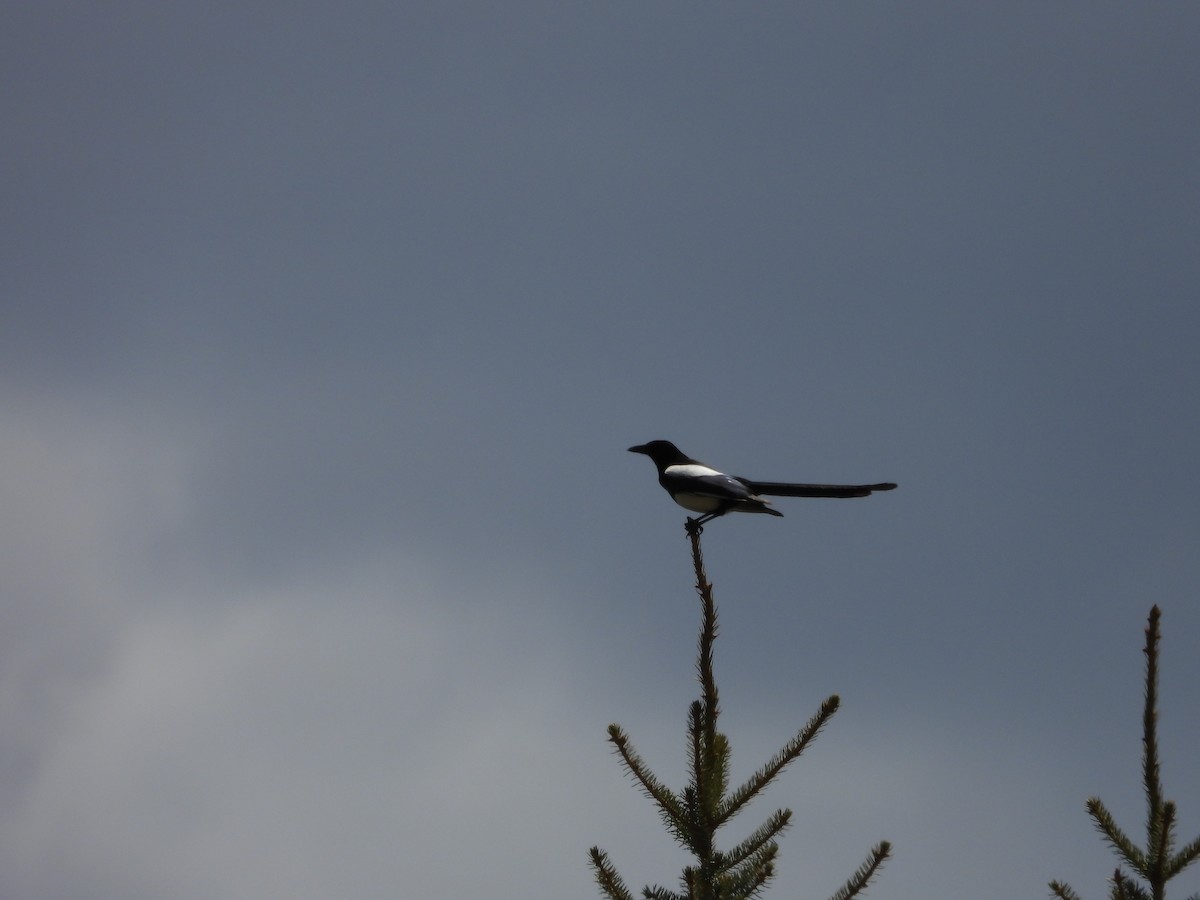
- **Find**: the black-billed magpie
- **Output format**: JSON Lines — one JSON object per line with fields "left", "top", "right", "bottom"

{"left": 629, "top": 440, "right": 896, "bottom": 526}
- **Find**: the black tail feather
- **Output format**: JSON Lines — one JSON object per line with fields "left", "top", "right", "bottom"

{"left": 738, "top": 479, "right": 897, "bottom": 499}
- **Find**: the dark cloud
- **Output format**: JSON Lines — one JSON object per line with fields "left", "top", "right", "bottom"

{"left": 2, "top": 4, "right": 1199, "bottom": 899}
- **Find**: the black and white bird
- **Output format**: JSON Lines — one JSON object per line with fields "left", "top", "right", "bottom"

{"left": 629, "top": 440, "right": 896, "bottom": 526}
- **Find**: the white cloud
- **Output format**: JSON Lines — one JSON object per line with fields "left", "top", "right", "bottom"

{"left": 0, "top": 402, "right": 602, "bottom": 898}
{"left": 1, "top": 544, "right": 618, "bottom": 899}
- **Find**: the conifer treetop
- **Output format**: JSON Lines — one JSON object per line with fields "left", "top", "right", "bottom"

{"left": 590, "top": 522, "right": 890, "bottom": 900}
{"left": 1051, "top": 606, "right": 1200, "bottom": 900}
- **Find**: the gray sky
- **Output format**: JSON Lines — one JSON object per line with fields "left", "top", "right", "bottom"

{"left": 3, "top": 4, "right": 1199, "bottom": 899}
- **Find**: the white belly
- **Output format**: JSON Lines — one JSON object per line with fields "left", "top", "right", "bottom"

{"left": 673, "top": 492, "right": 723, "bottom": 513}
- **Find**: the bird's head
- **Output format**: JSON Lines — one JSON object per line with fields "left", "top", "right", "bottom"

{"left": 628, "top": 440, "right": 688, "bottom": 467}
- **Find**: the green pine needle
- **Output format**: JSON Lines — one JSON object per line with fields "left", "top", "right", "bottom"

{"left": 1049, "top": 606, "right": 1198, "bottom": 900}
{"left": 590, "top": 525, "right": 889, "bottom": 900}
{"left": 1050, "top": 881, "right": 1084, "bottom": 900}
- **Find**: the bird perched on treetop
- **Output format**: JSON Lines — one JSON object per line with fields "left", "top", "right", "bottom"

{"left": 629, "top": 440, "right": 896, "bottom": 527}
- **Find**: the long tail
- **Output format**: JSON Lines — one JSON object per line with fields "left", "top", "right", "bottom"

{"left": 738, "top": 479, "right": 897, "bottom": 499}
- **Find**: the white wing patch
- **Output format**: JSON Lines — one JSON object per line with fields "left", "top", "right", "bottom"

{"left": 663, "top": 464, "right": 753, "bottom": 502}
{"left": 665, "top": 464, "right": 726, "bottom": 480}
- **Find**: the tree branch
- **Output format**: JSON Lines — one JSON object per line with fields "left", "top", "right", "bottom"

{"left": 826, "top": 840, "right": 891, "bottom": 900}
{"left": 607, "top": 724, "right": 689, "bottom": 845}
{"left": 717, "top": 695, "right": 840, "bottom": 826}
{"left": 590, "top": 847, "right": 637, "bottom": 900}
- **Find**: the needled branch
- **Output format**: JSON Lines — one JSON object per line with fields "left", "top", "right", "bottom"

{"left": 1050, "top": 881, "right": 1085, "bottom": 900}
{"left": 590, "top": 521, "right": 891, "bottom": 900}
{"left": 718, "top": 696, "right": 840, "bottom": 827}
{"left": 1088, "top": 798, "right": 1148, "bottom": 873}
{"left": 589, "top": 847, "right": 636, "bottom": 900}
{"left": 644, "top": 885, "right": 686, "bottom": 900}
{"left": 1112, "top": 868, "right": 1152, "bottom": 900}
{"left": 1049, "top": 606, "right": 1200, "bottom": 900}
{"left": 1142, "top": 607, "right": 1164, "bottom": 874}
{"left": 1165, "top": 831, "right": 1200, "bottom": 881}
{"left": 827, "top": 841, "right": 892, "bottom": 900}
{"left": 606, "top": 724, "right": 689, "bottom": 847}
{"left": 721, "top": 809, "right": 792, "bottom": 871}
{"left": 690, "top": 524, "right": 724, "bottom": 832}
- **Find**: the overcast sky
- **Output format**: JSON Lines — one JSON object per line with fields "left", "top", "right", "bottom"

{"left": 3, "top": 4, "right": 1199, "bottom": 899}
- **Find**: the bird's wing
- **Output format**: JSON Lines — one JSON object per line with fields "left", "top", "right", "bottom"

{"left": 737, "top": 478, "right": 897, "bottom": 498}
{"left": 663, "top": 464, "right": 754, "bottom": 500}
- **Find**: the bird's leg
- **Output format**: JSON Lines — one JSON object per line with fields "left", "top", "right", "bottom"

{"left": 687, "top": 501, "right": 736, "bottom": 532}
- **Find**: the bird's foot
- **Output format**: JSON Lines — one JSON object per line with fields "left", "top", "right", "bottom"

{"left": 685, "top": 517, "right": 705, "bottom": 536}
